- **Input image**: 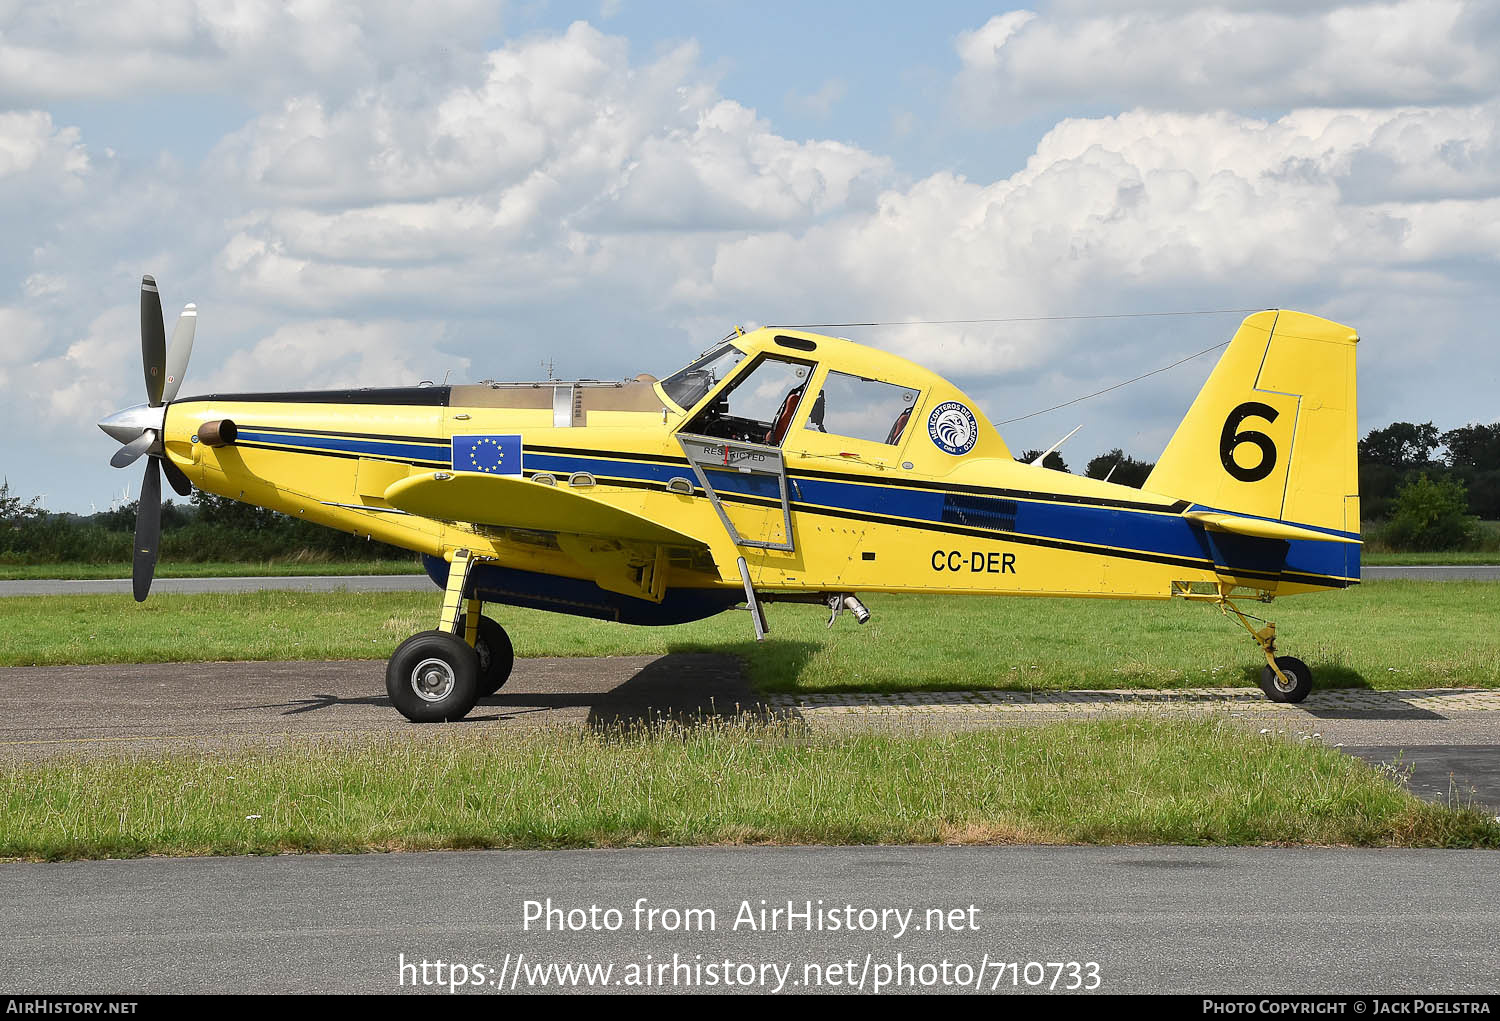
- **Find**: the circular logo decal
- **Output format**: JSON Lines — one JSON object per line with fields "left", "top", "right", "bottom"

{"left": 928, "top": 401, "right": 978, "bottom": 455}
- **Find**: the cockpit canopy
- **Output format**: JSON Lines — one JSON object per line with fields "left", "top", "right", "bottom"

{"left": 654, "top": 327, "right": 1003, "bottom": 462}
{"left": 660, "top": 338, "right": 923, "bottom": 450}
{"left": 658, "top": 343, "right": 747, "bottom": 412}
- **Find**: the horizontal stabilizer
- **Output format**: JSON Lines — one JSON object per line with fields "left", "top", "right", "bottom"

{"left": 386, "top": 471, "right": 708, "bottom": 549}
{"left": 1183, "top": 510, "right": 1360, "bottom": 545}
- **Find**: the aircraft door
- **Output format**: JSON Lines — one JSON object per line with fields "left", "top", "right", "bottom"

{"left": 676, "top": 354, "right": 815, "bottom": 551}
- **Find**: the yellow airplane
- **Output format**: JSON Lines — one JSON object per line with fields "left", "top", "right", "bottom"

{"left": 100, "top": 276, "right": 1359, "bottom": 721}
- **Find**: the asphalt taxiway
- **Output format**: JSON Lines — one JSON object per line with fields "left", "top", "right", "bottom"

{"left": 2, "top": 655, "right": 1497, "bottom": 811}
{"left": 0, "top": 654, "right": 754, "bottom": 758}
{"left": 1, "top": 845, "right": 1496, "bottom": 994}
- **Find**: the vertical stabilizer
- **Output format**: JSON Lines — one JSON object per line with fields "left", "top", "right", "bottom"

{"left": 1146, "top": 310, "right": 1359, "bottom": 539}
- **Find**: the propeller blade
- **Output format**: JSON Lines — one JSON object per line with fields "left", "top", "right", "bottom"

{"left": 132, "top": 457, "right": 162, "bottom": 602}
{"left": 141, "top": 275, "right": 166, "bottom": 407}
{"left": 110, "top": 430, "right": 155, "bottom": 469}
{"left": 161, "top": 303, "right": 196, "bottom": 404}
{"left": 161, "top": 456, "right": 193, "bottom": 497}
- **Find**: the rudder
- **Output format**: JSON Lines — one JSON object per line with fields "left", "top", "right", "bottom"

{"left": 1146, "top": 310, "right": 1359, "bottom": 539}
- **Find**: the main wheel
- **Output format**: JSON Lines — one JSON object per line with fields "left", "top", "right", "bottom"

{"left": 458, "top": 613, "right": 515, "bottom": 697}
{"left": 1259, "top": 655, "right": 1313, "bottom": 703}
{"left": 386, "top": 630, "right": 481, "bottom": 723}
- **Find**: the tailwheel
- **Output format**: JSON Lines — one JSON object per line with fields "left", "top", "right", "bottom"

{"left": 386, "top": 630, "right": 481, "bottom": 723}
{"left": 1216, "top": 595, "right": 1315, "bottom": 704}
{"left": 1260, "top": 655, "right": 1313, "bottom": 703}
{"left": 459, "top": 613, "right": 515, "bottom": 697}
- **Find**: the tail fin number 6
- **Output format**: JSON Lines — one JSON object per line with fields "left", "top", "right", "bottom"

{"left": 1220, "top": 402, "right": 1280, "bottom": 483}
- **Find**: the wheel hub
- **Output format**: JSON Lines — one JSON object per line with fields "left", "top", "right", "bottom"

{"left": 411, "top": 657, "right": 456, "bottom": 702}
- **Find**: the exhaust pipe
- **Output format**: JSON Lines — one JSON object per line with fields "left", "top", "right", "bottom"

{"left": 197, "top": 419, "right": 237, "bottom": 447}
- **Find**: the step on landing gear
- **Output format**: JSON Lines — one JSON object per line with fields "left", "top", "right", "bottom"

{"left": 386, "top": 549, "right": 515, "bottom": 722}
{"left": 1218, "top": 597, "right": 1314, "bottom": 703}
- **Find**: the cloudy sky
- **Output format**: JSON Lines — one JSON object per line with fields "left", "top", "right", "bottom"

{"left": 3, "top": 0, "right": 1497, "bottom": 511}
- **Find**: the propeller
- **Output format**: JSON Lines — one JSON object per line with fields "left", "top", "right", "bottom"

{"left": 98, "top": 275, "right": 199, "bottom": 601}
{"left": 109, "top": 431, "right": 155, "bottom": 469}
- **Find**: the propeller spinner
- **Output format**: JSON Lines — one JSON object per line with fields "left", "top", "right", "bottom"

{"left": 97, "top": 275, "right": 198, "bottom": 601}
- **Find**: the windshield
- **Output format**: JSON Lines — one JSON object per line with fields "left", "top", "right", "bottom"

{"left": 659, "top": 343, "right": 748, "bottom": 411}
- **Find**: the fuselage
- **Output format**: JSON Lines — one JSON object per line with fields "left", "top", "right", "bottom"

{"left": 160, "top": 327, "right": 1358, "bottom": 624}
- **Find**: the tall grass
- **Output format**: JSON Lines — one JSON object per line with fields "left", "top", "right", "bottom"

{"left": 3, "top": 719, "right": 1494, "bottom": 861}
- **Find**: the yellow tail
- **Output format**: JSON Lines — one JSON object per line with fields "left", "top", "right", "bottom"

{"left": 1146, "top": 310, "right": 1360, "bottom": 537}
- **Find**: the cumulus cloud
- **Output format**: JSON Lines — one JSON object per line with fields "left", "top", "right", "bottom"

{"left": 3, "top": 12, "right": 1499, "bottom": 509}
{"left": 27, "top": 306, "right": 139, "bottom": 422}
{"left": 204, "top": 23, "right": 890, "bottom": 311}
{"left": 699, "top": 102, "right": 1500, "bottom": 389}
{"left": 202, "top": 319, "right": 471, "bottom": 394}
{"left": 0, "top": 0, "right": 504, "bottom": 103}
{"left": 0, "top": 306, "right": 49, "bottom": 389}
{"left": 0, "top": 110, "right": 89, "bottom": 197}
{"left": 213, "top": 23, "right": 887, "bottom": 221}
{"left": 956, "top": 1, "right": 1500, "bottom": 119}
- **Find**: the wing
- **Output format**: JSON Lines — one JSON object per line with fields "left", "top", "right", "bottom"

{"left": 384, "top": 471, "right": 717, "bottom": 602}
{"left": 386, "top": 471, "right": 705, "bottom": 546}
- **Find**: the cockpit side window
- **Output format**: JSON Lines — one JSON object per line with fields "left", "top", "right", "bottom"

{"left": 805, "top": 371, "right": 920, "bottom": 446}
{"left": 659, "top": 344, "right": 748, "bottom": 412}
{"left": 682, "top": 354, "right": 815, "bottom": 446}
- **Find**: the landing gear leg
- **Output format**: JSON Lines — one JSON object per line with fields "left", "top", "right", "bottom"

{"left": 443, "top": 549, "right": 514, "bottom": 696}
{"left": 386, "top": 549, "right": 484, "bottom": 723}
{"left": 458, "top": 612, "right": 515, "bottom": 697}
{"left": 1219, "top": 596, "right": 1314, "bottom": 703}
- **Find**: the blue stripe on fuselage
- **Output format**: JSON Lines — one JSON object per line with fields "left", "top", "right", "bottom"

{"left": 236, "top": 429, "right": 449, "bottom": 465}
{"left": 528, "top": 450, "right": 1356, "bottom": 582}
{"left": 233, "top": 431, "right": 1358, "bottom": 583}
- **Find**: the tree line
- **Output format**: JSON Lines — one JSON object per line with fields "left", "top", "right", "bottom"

{"left": 1014, "top": 447, "right": 1155, "bottom": 486}
{"left": 0, "top": 483, "right": 408, "bottom": 565}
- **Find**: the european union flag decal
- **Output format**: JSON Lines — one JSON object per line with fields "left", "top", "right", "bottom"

{"left": 452, "top": 434, "right": 523, "bottom": 476}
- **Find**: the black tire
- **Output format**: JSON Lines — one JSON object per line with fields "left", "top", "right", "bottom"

{"left": 459, "top": 613, "right": 515, "bottom": 697}
{"left": 386, "top": 630, "right": 481, "bottom": 723}
{"left": 1259, "top": 655, "right": 1313, "bottom": 703}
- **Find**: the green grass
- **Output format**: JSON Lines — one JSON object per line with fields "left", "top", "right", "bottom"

{"left": 4, "top": 718, "right": 1494, "bottom": 860}
{"left": 0, "top": 559, "right": 424, "bottom": 580}
{"left": 2, "top": 581, "right": 1496, "bottom": 692}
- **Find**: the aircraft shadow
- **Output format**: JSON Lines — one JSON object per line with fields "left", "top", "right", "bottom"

{"left": 1231, "top": 664, "right": 1449, "bottom": 718}
{"left": 227, "top": 648, "right": 1442, "bottom": 724}
{"left": 229, "top": 693, "right": 390, "bottom": 715}
{"left": 1236, "top": 664, "right": 1375, "bottom": 691}
{"left": 576, "top": 644, "right": 815, "bottom": 733}
{"left": 224, "top": 646, "right": 817, "bottom": 728}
